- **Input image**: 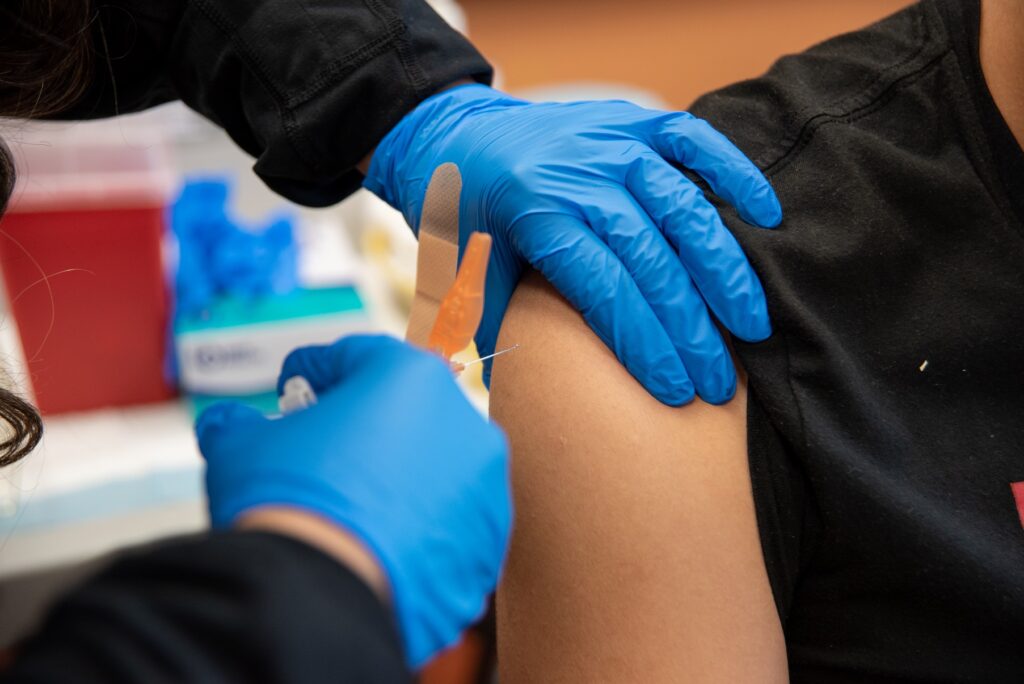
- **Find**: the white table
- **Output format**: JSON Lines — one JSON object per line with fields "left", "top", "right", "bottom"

{"left": 0, "top": 401, "right": 207, "bottom": 580}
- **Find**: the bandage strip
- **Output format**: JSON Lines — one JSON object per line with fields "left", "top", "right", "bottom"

{"left": 406, "top": 163, "right": 462, "bottom": 349}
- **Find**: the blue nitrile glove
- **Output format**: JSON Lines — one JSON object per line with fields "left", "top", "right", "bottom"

{"left": 365, "top": 84, "right": 782, "bottom": 406}
{"left": 195, "top": 335, "right": 512, "bottom": 669}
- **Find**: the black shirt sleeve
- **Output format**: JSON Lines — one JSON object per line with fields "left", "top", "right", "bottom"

{"left": 2, "top": 532, "right": 412, "bottom": 684}
{"left": 63, "top": 0, "right": 493, "bottom": 207}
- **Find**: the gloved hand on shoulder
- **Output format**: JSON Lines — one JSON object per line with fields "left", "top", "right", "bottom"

{"left": 365, "top": 84, "right": 782, "bottom": 406}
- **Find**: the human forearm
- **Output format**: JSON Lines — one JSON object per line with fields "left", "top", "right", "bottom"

{"left": 237, "top": 506, "right": 389, "bottom": 600}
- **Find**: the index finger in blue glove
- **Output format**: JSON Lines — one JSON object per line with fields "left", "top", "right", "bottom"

{"left": 579, "top": 188, "right": 736, "bottom": 403}
{"left": 196, "top": 401, "right": 268, "bottom": 459}
{"left": 648, "top": 114, "right": 782, "bottom": 228}
{"left": 277, "top": 335, "right": 410, "bottom": 396}
{"left": 626, "top": 153, "right": 772, "bottom": 343}
{"left": 474, "top": 242, "right": 525, "bottom": 388}
{"left": 512, "top": 212, "right": 695, "bottom": 406}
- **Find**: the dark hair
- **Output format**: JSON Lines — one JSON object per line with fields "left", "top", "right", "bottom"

{"left": 0, "top": 1, "right": 95, "bottom": 465}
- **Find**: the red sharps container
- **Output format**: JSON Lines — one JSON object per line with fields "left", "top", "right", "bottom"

{"left": 0, "top": 127, "right": 177, "bottom": 414}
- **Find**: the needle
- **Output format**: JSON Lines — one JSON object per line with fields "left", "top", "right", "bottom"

{"left": 460, "top": 344, "right": 520, "bottom": 368}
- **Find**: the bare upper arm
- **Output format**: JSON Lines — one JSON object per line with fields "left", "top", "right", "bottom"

{"left": 490, "top": 271, "right": 787, "bottom": 683}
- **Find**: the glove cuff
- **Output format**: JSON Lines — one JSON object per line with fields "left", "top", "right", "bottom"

{"left": 363, "top": 83, "right": 512, "bottom": 232}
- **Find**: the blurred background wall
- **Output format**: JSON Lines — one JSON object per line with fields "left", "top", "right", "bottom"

{"left": 462, "top": 0, "right": 914, "bottom": 108}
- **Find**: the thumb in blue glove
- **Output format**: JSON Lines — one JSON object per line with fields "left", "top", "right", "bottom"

{"left": 196, "top": 335, "right": 512, "bottom": 669}
{"left": 365, "top": 84, "right": 782, "bottom": 406}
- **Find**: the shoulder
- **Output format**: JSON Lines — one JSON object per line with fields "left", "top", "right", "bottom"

{"left": 684, "top": 0, "right": 967, "bottom": 357}
{"left": 689, "top": 0, "right": 946, "bottom": 172}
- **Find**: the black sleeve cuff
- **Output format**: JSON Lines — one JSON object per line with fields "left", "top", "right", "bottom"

{"left": 253, "top": 1, "right": 494, "bottom": 207}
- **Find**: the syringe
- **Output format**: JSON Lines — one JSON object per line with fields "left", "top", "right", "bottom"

{"left": 451, "top": 344, "right": 520, "bottom": 373}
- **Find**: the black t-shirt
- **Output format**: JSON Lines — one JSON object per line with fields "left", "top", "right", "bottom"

{"left": 690, "top": 0, "right": 1024, "bottom": 680}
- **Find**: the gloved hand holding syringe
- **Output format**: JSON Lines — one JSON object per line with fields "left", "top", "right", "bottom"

{"left": 199, "top": 333, "right": 512, "bottom": 669}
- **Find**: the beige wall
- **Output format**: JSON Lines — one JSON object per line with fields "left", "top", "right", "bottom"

{"left": 461, "top": 0, "right": 914, "bottom": 107}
